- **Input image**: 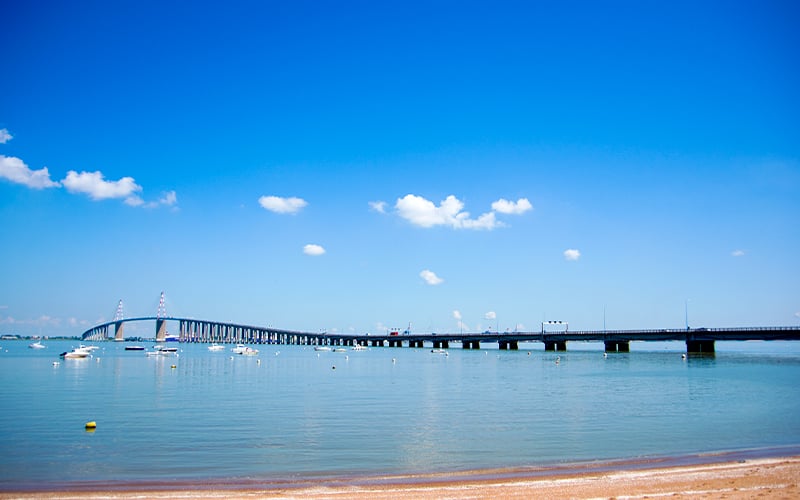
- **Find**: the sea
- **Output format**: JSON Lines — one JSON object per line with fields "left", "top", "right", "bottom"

{"left": 1, "top": 338, "right": 799, "bottom": 490}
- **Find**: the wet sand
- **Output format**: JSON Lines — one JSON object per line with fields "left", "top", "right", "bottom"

{"left": 2, "top": 456, "right": 798, "bottom": 499}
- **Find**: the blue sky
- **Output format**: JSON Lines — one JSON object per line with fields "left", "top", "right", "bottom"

{"left": 1, "top": 1, "right": 798, "bottom": 337}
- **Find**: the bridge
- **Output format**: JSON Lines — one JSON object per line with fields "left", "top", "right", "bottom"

{"left": 81, "top": 294, "right": 800, "bottom": 354}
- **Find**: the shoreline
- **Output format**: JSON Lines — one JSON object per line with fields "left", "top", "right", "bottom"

{"left": 3, "top": 452, "right": 799, "bottom": 499}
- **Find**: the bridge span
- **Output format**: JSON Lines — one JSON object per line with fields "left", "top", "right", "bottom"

{"left": 81, "top": 317, "right": 800, "bottom": 354}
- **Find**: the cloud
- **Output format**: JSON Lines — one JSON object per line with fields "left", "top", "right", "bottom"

{"left": 453, "top": 310, "right": 468, "bottom": 331}
{"left": 258, "top": 195, "right": 307, "bottom": 214}
{"left": 564, "top": 248, "right": 581, "bottom": 261}
{"left": 396, "top": 194, "right": 502, "bottom": 230}
{"left": 0, "top": 155, "right": 60, "bottom": 189}
{"left": 491, "top": 198, "right": 533, "bottom": 215}
{"left": 369, "top": 201, "right": 387, "bottom": 213}
{"left": 420, "top": 269, "right": 444, "bottom": 285}
{"left": 485, "top": 311, "right": 496, "bottom": 320}
{"left": 62, "top": 170, "right": 142, "bottom": 203}
{"left": 0, "top": 128, "right": 12, "bottom": 144}
{"left": 731, "top": 249, "right": 746, "bottom": 257}
{"left": 303, "top": 244, "right": 326, "bottom": 256}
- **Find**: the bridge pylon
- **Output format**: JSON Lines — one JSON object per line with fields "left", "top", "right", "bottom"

{"left": 113, "top": 299, "right": 125, "bottom": 341}
{"left": 155, "top": 291, "right": 167, "bottom": 342}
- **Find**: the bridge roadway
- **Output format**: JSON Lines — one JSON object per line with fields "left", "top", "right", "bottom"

{"left": 81, "top": 318, "right": 800, "bottom": 354}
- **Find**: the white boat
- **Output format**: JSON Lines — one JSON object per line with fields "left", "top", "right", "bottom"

{"left": 125, "top": 345, "right": 145, "bottom": 351}
{"left": 333, "top": 347, "right": 347, "bottom": 352}
{"left": 314, "top": 346, "right": 331, "bottom": 352}
{"left": 351, "top": 344, "right": 367, "bottom": 351}
{"left": 239, "top": 347, "right": 259, "bottom": 356}
{"left": 60, "top": 347, "right": 91, "bottom": 359}
{"left": 79, "top": 344, "right": 100, "bottom": 352}
{"left": 208, "top": 343, "right": 225, "bottom": 352}
{"left": 431, "top": 349, "right": 448, "bottom": 354}
{"left": 231, "top": 344, "right": 249, "bottom": 354}
{"left": 154, "top": 345, "right": 178, "bottom": 353}
{"left": 28, "top": 341, "right": 46, "bottom": 349}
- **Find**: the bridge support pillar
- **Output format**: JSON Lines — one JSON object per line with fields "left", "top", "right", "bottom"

{"left": 499, "top": 341, "right": 519, "bottom": 350}
{"left": 604, "top": 341, "right": 630, "bottom": 353}
{"left": 544, "top": 341, "right": 567, "bottom": 351}
{"left": 462, "top": 341, "right": 480, "bottom": 349}
{"left": 114, "top": 321, "right": 125, "bottom": 341}
{"left": 433, "top": 340, "right": 449, "bottom": 349}
{"left": 686, "top": 340, "right": 715, "bottom": 354}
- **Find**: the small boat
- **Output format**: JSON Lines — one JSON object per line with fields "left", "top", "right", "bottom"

{"left": 60, "top": 347, "right": 91, "bottom": 359}
{"left": 28, "top": 341, "right": 46, "bottom": 349}
{"left": 239, "top": 347, "right": 259, "bottom": 356}
{"left": 125, "top": 345, "right": 145, "bottom": 351}
{"left": 431, "top": 349, "right": 448, "bottom": 354}
{"left": 314, "top": 346, "right": 331, "bottom": 352}
{"left": 208, "top": 343, "right": 225, "bottom": 352}
{"left": 79, "top": 345, "right": 100, "bottom": 352}
{"left": 154, "top": 345, "right": 178, "bottom": 353}
{"left": 231, "top": 344, "right": 249, "bottom": 354}
{"left": 351, "top": 344, "right": 367, "bottom": 351}
{"left": 333, "top": 347, "right": 347, "bottom": 352}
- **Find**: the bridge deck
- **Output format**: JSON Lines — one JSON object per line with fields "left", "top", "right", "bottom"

{"left": 81, "top": 318, "right": 800, "bottom": 353}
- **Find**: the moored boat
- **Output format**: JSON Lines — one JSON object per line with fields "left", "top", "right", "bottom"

{"left": 60, "top": 347, "right": 91, "bottom": 359}
{"left": 28, "top": 341, "right": 46, "bottom": 349}
{"left": 208, "top": 343, "right": 225, "bottom": 352}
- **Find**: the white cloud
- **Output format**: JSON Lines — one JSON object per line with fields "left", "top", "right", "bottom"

{"left": 159, "top": 190, "right": 177, "bottom": 206}
{"left": 258, "top": 195, "right": 307, "bottom": 214}
{"left": 0, "top": 155, "right": 60, "bottom": 189}
{"left": 485, "top": 311, "right": 496, "bottom": 320}
{"left": 564, "top": 248, "right": 581, "bottom": 261}
{"left": 420, "top": 269, "right": 444, "bottom": 285}
{"left": 491, "top": 197, "right": 533, "bottom": 215}
{"left": 303, "top": 244, "right": 326, "bottom": 256}
{"left": 369, "top": 201, "right": 387, "bottom": 213}
{"left": 453, "top": 310, "right": 468, "bottom": 331}
{"left": 396, "top": 194, "right": 502, "bottom": 230}
{"left": 62, "top": 170, "right": 142, "bottom": 202}
{"left": 732, "top": 249, "right": 746, "bottom": 257}
{"left": 0, "top": 128, "right": 12, "bottom": 144}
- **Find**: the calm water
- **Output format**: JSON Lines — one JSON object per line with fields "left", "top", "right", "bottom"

{"left": 1, "top": 339, "right": 799, "bottom": 488}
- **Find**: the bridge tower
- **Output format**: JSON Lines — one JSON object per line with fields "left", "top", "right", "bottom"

{"left": 155, "top": 291, "right": 168, "bottom": 342}
{"left": 113, "top": 299, "right": 125, "bottom": 341}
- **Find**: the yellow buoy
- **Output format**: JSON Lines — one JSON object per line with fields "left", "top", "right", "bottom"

{"left": 85, "top": 421, "right": 97, "bottom": 429}
{"left": 171, "top": 364, "right": 177, "bottom": 369}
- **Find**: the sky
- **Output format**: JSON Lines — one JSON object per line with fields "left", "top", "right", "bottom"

{"left": 1, "top": 0, "right": 798, "bottom": 338}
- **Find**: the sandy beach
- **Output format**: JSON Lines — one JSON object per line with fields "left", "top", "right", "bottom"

{"left": 2, "top": 455, "right": 798, "bottom": 499}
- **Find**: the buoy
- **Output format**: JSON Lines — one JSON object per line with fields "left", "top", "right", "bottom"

{"left": 171, "top": 364, "right": 176, "bottom": 369}
{"left": 332, "top": 365, "right": 336, "bottom": 370}
{"left": 85, "top": 421, "right": 97, "bottom": 429}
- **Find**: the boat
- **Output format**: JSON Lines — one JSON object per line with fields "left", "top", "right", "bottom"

{"left": 154, "top": 345, "right": 178, "bottom": 353}
{"left": 28, "top": 341, "right": 46, "bottom": 349}
{"left": 314, "top": 346, "right": 331, "bottom": 352}
{"left": 208, "top": 343, "right": 225, "bottom": 352}
{"left": 351, "top": 344, "right": 367, "bottom": 351}
{"left": 60, "top": 347, "right": 91, "bottom": 359}
{"left": 231, "top": 344, "right": 249, "bottom": 354}
{"left": 164, "top": 333, "right": 179, "bottom": 342}
{"left": 79, "top": 345, "right": 100, "bottom": 352}
{"left": 333, "top": 347, "right": 347, "bottom": 353}
{"left": 125, "top": 345, "right": 145, "bottom": 351}
{"left": 431, "top": 349, "right": 448, "bottom": 354}
{"left": 239, "top": 347, "right": 259, "bottom": 356}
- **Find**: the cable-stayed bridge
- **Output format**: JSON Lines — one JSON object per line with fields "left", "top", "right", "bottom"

{"left": 81, "top": 293, "right": 800, "bottom": 354}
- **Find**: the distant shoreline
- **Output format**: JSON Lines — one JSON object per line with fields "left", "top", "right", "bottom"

{"left": 3, "top": 448, "right": 800, "bottom": 498}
